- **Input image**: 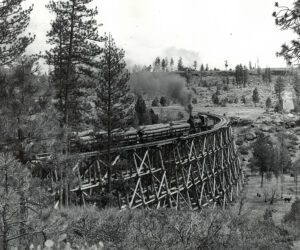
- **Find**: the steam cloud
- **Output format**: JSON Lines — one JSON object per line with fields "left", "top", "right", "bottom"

{"left": 129, "top": 72, "right": 193, "bottom": 112}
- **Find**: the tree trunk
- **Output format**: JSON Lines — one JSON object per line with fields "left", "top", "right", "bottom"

{"left": 261, "top": 172, "right": 264, "bottom": 187}
{"left": 107, "top": 35, "right": 112, "bottom": 195}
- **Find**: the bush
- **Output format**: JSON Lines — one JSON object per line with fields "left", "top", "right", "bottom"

{"left": 202, "top": 80, "right": 208, "bottom": 87}
{"left": 220, "top": 98, "right": 228, "bottom": 107}
{"left": 223, "top": 85, "right": 229, "bottom": 91}
{"left": 212, "top": 92, "right": 220, "bottom": 105}
{"left": 192, "top": 97, "right": 197, "bottom": 104}
{"left": 32, "top": 207, "right": 293, "bottom": 250}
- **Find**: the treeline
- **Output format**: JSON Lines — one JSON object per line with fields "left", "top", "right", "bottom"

{"left": 132, "top": 56, "right": 211, "bottom": 73}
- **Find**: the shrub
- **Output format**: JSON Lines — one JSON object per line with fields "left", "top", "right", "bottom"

{"left": 212, "top": 92, "right": 220, "bottom": 105}
{"left": 192, "top": 97, "right": 197, "bottom": 104}
{"left": 220, "top": 98, "right": 228, "bottom": 107}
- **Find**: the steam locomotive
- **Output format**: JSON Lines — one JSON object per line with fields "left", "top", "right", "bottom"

{"left": 70, "top": 113, "right": 216, "bottom": 153}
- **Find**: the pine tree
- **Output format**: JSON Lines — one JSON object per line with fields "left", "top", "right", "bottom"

{"left": 135, "top": 95, "right": 147, "bottom": 125}
{"left": 243, "top": 66, "right": 249, "bottom": 87}
{"left": 275, "top": 76, "right": 285, "bottom": 99}
{"left": 46, "top": 0, "right": 103, "bottom": 132}
{"left": 262, "top": 68, "right": 272, "bottom": 83}
{"left": 0, "top": 0, "right": 35, "bottom": 66}
{"left": 252, "top": 135, "right": 275, "bottom": 187}
{"left": 94, "top": 35, "right": 133, "bottom": 193}
{"left": 0, "top": 153, "right": 51, "bottom": 249}
{"left": 235, "top": 65, "right": 243, "bottom": 86}
{"left": 154, "top": 57, "right": 161, "bottom": 71}
{"left": 252, "top": 87, "right": 260, "bottom": 107}
{"left": 0, "top": 56, "right": 42, "bottom": 162}
{"left": 177, "top": 57, "right": 184, "bottom": 71}
{"left": 161, "top": 58, "right": 166, "bottom": 72}
{"left": 274, "top": 2, "right": 300, "bottom": 64}
{"left": 266, "top": 97, "right": 272, "bottom": 112}
{"left": 200, "top": 64, "right": 204, "bottom": 71}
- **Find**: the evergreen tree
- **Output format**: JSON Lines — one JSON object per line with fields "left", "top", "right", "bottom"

{"left": 177, "top": 57, "right": 184, "bottom": 71}
{"left": 266, "top": 97, "right": 272, "bottom": 112}
{"left": 160, "top": 96, "right": 169, "bottom": 106}
{"left": 161, "top": 58, "right": 166, "bottom": 72}
{"left": 235, "top": 65, "right": 243, "bottom": 86}
{"left": 274, "top": 2, "right": 300, "bottom": 64}
{"left": 292, "top": 73, "right": 300, "bottom": 109}
{"left": 243, "top": 66, "right": 249, "bottom": 87}
{"left": 95, "top": 35, "right": 133, "bottom": 193}
{"left": 154, "top": 57, "right": 161, "bottom": 71}
{"left": 170, "top": 57, "right": 174, "bottom": 71}
{"left": 0, "top": 153, "right": 51, "bottom": 249}
{"left": 205, "top": 64, "right": 209, "bottom": 71}
{"left": 45, "top": 0, "right": 103, "bottom": 132}
{"left": 275, "top": 76, "right": 285, "bottom": 100}
{"left": 0, "top": 0, "right": 35, "bottom": 66}
{"left": 252, "top": 135, "right": 275, "bottom": 187}
{"left": 200, "top": 64, "right": 204, "bottom": 71}
{"left": 0, "top": 56, "right": 44, "bottom": 162}
{"left": 262, "top": 68, "right": 272, "bottom": 83}
{"left": 252, "top": 88, "right": 260, "bottom": 106}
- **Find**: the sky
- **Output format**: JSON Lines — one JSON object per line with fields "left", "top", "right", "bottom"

{"left": 26, "top": 0, "right": 295, "bottom": 70}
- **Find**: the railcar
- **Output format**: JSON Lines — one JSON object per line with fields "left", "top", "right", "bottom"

{"left": 69, "top": 113, "right": 217, "bottom": 152}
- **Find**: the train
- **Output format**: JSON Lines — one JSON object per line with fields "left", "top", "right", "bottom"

{"left": 70, "top": 113, "right": 217, "bottom": 152}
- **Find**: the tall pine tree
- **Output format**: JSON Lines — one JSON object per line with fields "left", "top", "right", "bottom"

{"left": 46, "top": 0, "right": 103, "bottom": 133}
{"left": 94, "top": 35, "right": 133, "bottom": 193}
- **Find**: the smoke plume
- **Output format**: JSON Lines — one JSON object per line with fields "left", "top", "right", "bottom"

{"left": 129, "top": 72, "right": 192, "bottom": 111}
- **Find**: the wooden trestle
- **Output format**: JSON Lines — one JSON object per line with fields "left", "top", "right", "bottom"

{"left": 70, "top": 125, "right": 242, "bottom": 210}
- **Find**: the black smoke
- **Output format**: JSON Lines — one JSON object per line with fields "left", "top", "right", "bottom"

{"left": 129, "top": 72, "right": 192, "bottom": 111}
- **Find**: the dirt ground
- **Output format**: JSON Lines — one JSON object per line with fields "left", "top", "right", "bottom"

{"left": 236, "top": 173, "right": 296, "bottom": 224}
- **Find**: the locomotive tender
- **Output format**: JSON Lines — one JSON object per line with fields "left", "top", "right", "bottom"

{"left": 70, "top": 113, "right": 216, "bottom": 153}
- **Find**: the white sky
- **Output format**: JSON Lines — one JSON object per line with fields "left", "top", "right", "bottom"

{"left": 26, "top": 0, "right": 295, "bottom": 70}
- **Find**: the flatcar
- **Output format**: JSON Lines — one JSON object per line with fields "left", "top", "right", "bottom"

{"left": 70, "top": 113, "right": 217, "bottom": 152}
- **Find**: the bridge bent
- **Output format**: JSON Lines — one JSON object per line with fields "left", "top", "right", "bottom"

{"left": 68, "top": 114, "right": 243, "bottom": 210}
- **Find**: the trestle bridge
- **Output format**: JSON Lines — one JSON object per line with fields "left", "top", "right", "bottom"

{"left": 37, "top": 113, "right": 243, "bottom": 210}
